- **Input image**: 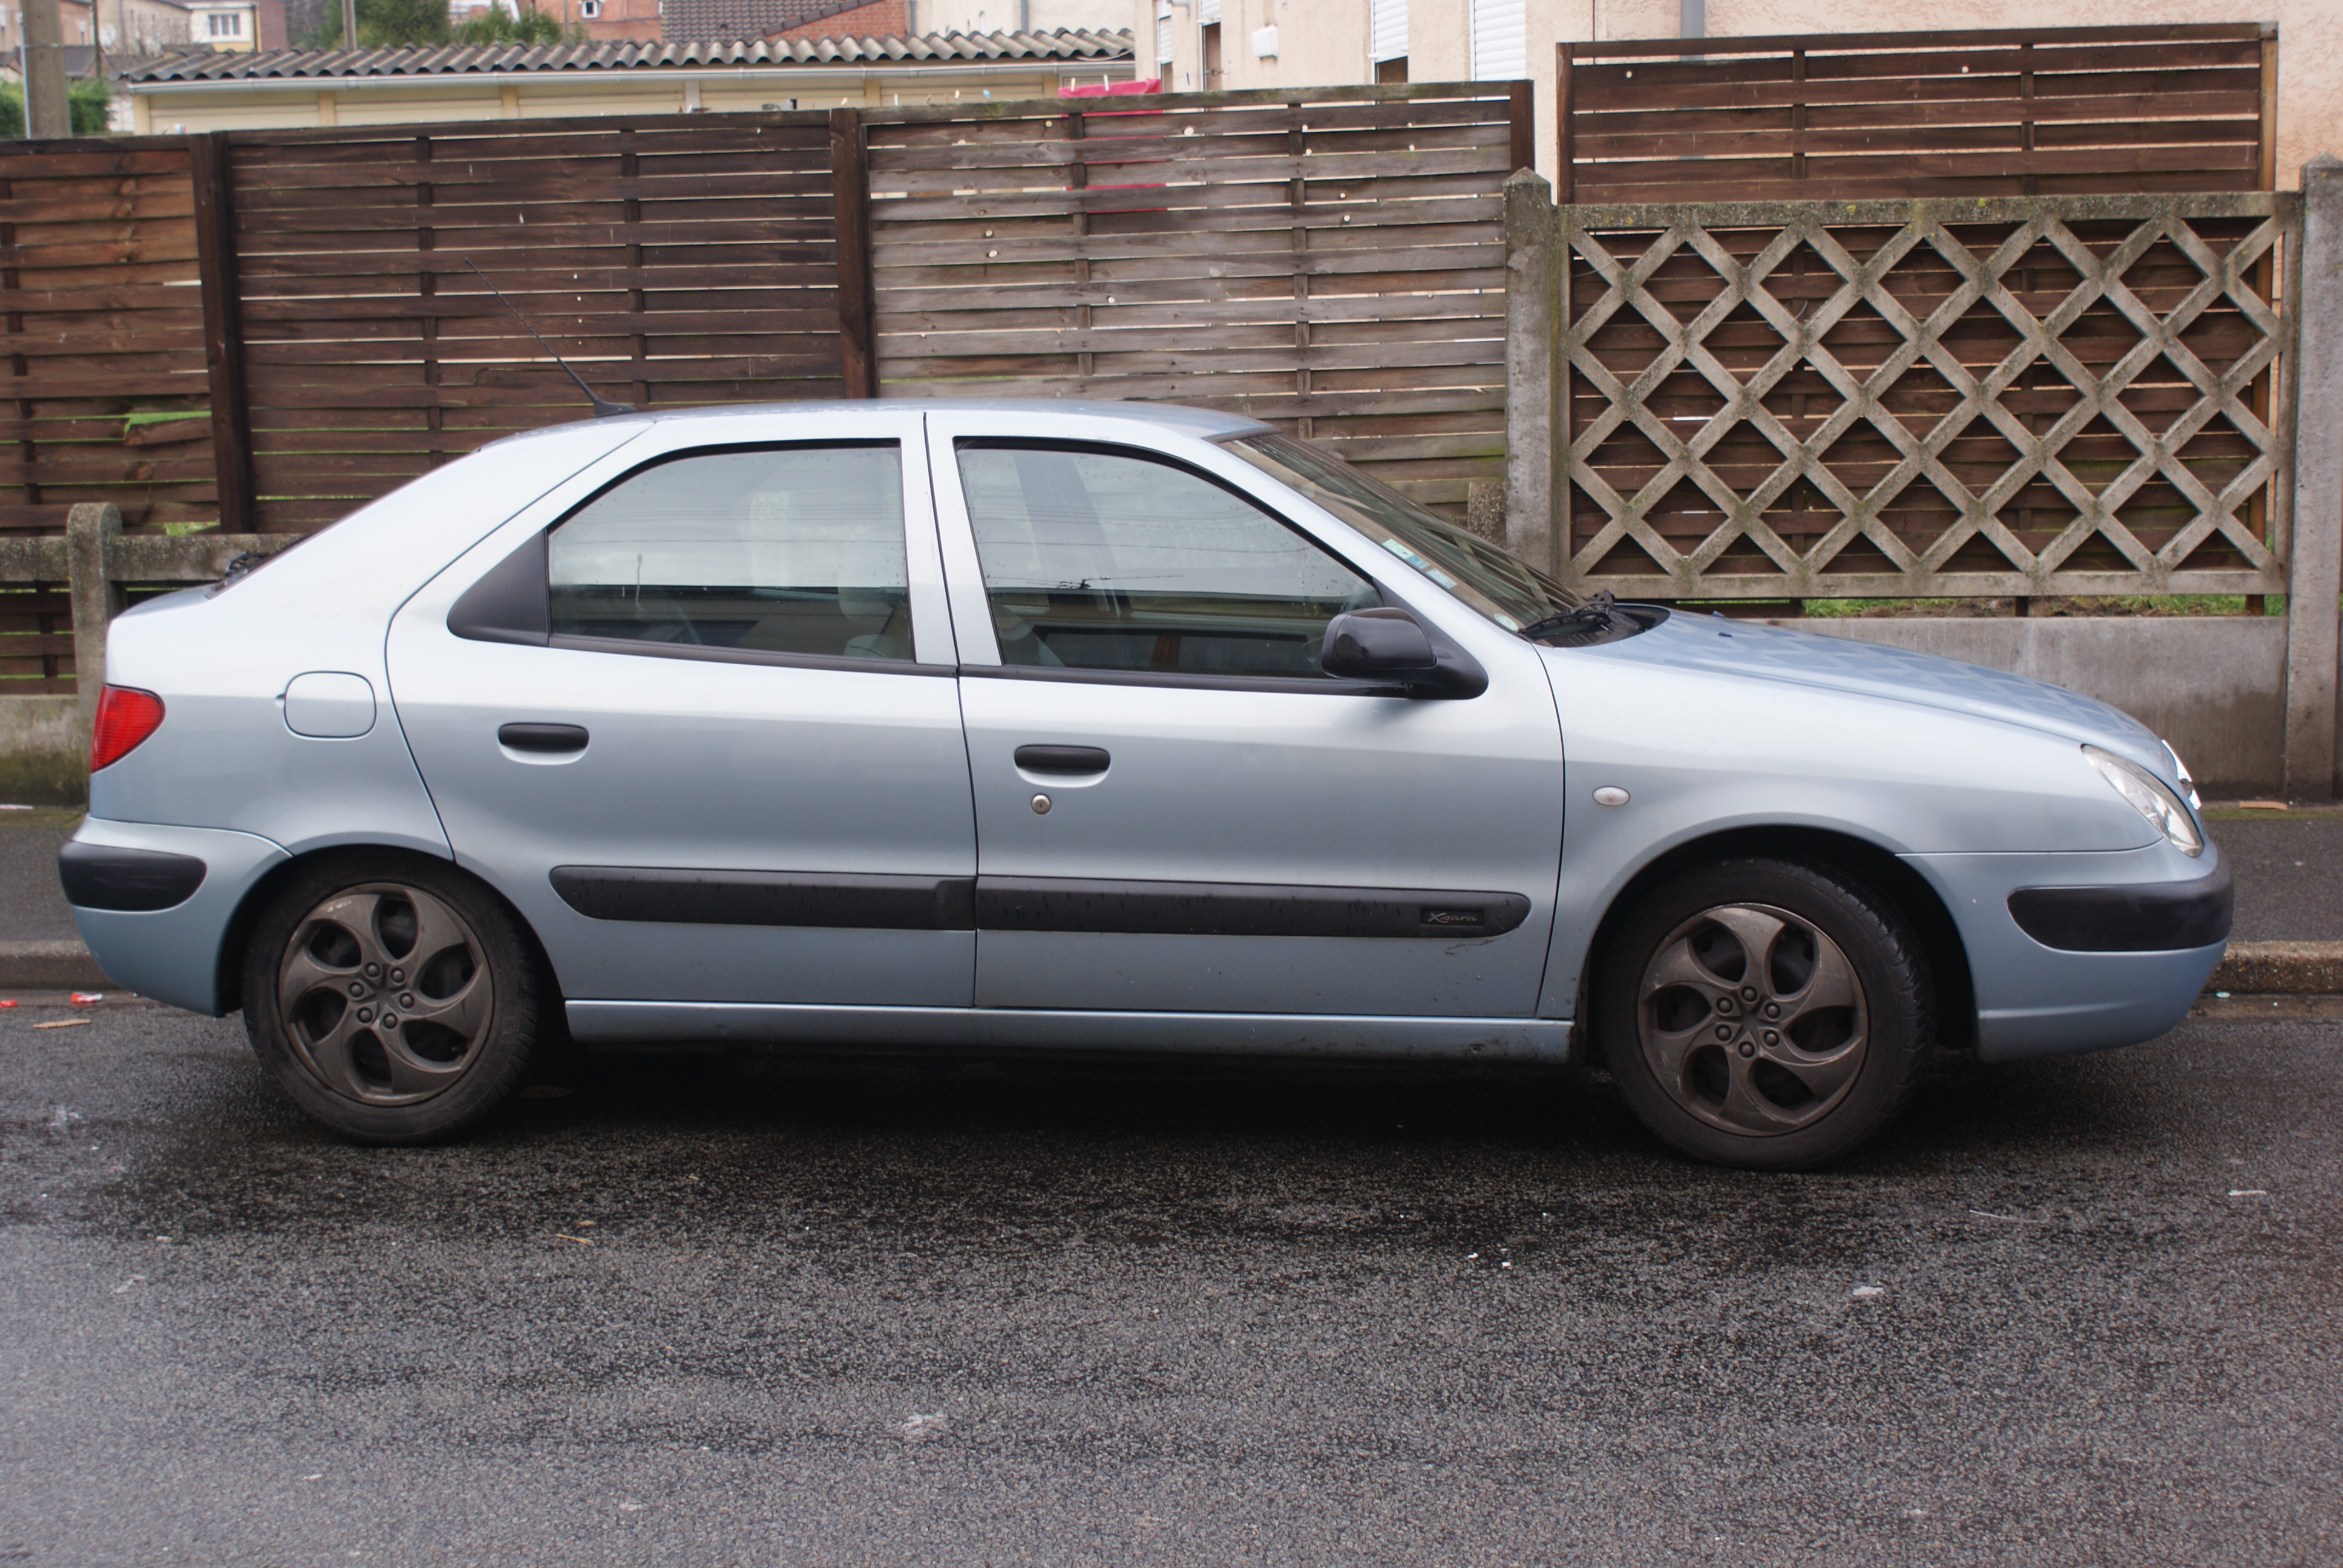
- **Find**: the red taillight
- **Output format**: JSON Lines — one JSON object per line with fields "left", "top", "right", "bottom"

{"left": 90, "top": 686, "right": 165, "bottom": 771}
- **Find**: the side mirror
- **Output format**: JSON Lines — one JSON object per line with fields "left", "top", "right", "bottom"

{"left": 1321, "top": 608, "right": 1487, "bottom": 698}
{"left": 1322, "top": 607, "right": 1435, "bottom": 676}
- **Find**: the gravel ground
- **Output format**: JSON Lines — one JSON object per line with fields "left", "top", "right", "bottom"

{"left": 0, "top": 1003, "right": 2335, "bottom": 1566}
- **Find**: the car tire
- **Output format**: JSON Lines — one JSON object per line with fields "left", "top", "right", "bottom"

{"left": 241, "top": 851, "right": 543, "bottom": 1145}
{"left": 1594, "top": 857, "right": 1933, "bottom": 1171}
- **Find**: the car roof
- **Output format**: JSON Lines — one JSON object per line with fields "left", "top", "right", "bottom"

{"left": 487, "top": 398, "right": 1271, "bottom": 447}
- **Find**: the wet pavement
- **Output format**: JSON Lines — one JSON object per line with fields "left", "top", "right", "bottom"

{"left": 1, "top": 1004, "right": 2337, "bottom": 1566}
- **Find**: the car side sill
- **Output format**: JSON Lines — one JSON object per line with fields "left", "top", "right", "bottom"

{"left": 566, "top": 1002, "right": 1571, "bottom": 1062}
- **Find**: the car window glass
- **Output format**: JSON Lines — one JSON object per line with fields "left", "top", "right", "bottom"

{"left": 548, "top": 444, "right": 911, "bottom": 661}
{"left": 956, "top": 443, "right": 1374, "bottom": 677}
{"left": 1225, "top": 432, "right": 1583, "bottom": 633}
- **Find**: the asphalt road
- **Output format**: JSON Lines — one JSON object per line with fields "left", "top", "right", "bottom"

{"left": 1, "top": 1004, "right": 2336, "bottom": 1566}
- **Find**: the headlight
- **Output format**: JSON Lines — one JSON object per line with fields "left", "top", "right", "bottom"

{"left": 2085, "top": 745, "right": 2203, "bottom": 857}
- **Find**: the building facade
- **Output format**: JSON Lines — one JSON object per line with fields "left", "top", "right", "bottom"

{"left": 1135, "top": 0, "right": 2343, "bottom": 190}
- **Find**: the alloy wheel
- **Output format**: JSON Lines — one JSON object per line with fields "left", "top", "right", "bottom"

{"left": 277, "top": 883, "right": 495, "bottom": 1106}
{"left": 1636, "top": 901, "right": 1869, "bottom": 1137}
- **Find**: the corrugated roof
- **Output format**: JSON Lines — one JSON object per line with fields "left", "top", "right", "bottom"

{"left": 119, "top": 27, "right": 1134, "bottom": 81}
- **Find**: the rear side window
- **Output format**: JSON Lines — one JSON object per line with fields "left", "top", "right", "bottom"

{"left": 956, "top": 442, "right": 1372, "bottom": 678}
{"left": 548, "top": 444, "right": 911, "bottom": 662}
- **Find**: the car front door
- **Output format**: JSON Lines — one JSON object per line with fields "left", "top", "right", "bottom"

{"left": 928, "top": 412, "right": 1565, "bottom": 1025}
{"left": 387, "top": 411, "right": 977, "bottom": 1042}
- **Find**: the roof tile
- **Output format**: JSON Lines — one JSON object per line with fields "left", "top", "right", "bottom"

{"left": 119, "top": 27, "right": 1133, "bottom": 80}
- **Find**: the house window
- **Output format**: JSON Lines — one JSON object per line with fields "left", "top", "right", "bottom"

{"left": 1370, "top": 0, "right": 1406, "bottom": 67}
{"left": 579, "top": 1, "right": 600, "bottom": 16}
{"left": 206, "top": 11, "right": 244, "bottom": 36}
{"left": 1469, "top": 0, "right": 1525, "bottom": 80}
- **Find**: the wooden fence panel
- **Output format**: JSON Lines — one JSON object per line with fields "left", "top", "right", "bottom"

{"left": 1561, "top": 24, "right": 2272, "bottom": 204}
{"left": 0, "top": 138, "right": 215, "bottom": 541}
{"left": 224, "top": 113, "right": 844, "bottom": 531}
{"left": 1548, "top": 192, "right": 2295, "bottom": 601}
{"left": 864, "top": 83, "right": 1526, "bottom": 519}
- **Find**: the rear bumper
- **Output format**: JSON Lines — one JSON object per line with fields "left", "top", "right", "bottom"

{"left": 64, "top": 817, "right": 287, "bottom": 1015}
{"left": 57, "top": 840, "right": 209, "bottom": 912}
{"left": 1906, "top": 842, "right": 2227, "bottom": 1064}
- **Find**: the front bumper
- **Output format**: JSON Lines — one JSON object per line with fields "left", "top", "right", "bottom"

{"left": 1906, "top": 841, "right": 2227, "bottom": 1063}
{"left": 63, "top": 817, "right": 287, "bottom": 1015}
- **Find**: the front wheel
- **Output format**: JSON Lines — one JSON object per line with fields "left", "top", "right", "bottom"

{"left": 241, "top": 853, "right": 543, "bottom": 1144}
{"left": 1595, "top": 857, "right": 1933, "bottom": 1171}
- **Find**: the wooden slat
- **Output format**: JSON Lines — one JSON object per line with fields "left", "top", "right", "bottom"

{"left": 1565, "top": 24, "right": 2275, "bottom": 203}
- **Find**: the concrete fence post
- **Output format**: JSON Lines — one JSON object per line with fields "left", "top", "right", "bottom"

{"left": 1504, "top": 168, "right": 1558, "bottom": 577}
{"left": 65, "top": 503, "right": 124, "bottom": 756}
{"left": 2286, "top": 156, "right": 2343, "bottom": 800}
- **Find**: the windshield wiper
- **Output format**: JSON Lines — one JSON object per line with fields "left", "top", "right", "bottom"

{"left": 1516, "top": 589, "right": 1618, "bottom": 641}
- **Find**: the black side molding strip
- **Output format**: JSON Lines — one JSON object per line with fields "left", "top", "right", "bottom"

{"left": 975, "top": 877, "right": 1531, "bottom": 939}
{"left": 547, "top": 869, "right": 1533, "bottom": 939}
{"left": 59, "top": 841, "right": 207, "bottom": 912}
{"left": 2008, "top": 850, "right": 2232, "bottom": 952}
{"left": 552, "top": 867, "right": 976, "bottom": 930}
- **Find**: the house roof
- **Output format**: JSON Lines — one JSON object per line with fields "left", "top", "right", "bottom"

{"left": 665, "top": 0, "right": 870, "bottom": 42}
{"left": 117, "top": 27, "right": 1134, "bottom": 81}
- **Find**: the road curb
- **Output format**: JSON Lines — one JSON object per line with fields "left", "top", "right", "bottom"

{"left": 0, "top": 939, "right": 110, "bottom": 991}
{"left": 2207, "top": 940, "right": 2343, "bottom": 996}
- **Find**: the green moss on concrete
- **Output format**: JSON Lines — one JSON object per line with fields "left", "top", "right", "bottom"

{"left": 0, "top": 752, "right": 87, "bottom": 808}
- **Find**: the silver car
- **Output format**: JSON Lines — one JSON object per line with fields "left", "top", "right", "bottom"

{"left": 59, "top": 401, "right": 2229, "bottom": 1169}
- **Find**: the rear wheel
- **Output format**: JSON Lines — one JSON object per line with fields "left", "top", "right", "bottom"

{"left": 242, "top": 853, "right": 542, "bottom": 1143}
{"left": 1596, "top": 857, "right": 1932, "bottom": 1171}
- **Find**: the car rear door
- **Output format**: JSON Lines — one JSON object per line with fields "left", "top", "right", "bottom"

{"left": 386, "top": 410, "right": 977, "bottom": 1038}
{"left": 926, "top": 411, "right": 1564, "bottom": 1022}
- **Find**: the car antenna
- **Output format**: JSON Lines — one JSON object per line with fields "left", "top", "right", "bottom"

{"left": 463, "top": 257, "right": 635, "bottom": 419}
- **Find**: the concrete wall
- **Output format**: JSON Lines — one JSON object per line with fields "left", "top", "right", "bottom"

{"left": 0, "top": 697, "right": 85, "bottom": 808}
{"left": 1767, "top": 616, "right": 2289, "bottom": 797}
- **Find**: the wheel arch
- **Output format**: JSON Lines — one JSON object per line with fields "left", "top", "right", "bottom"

{"left": 1575, "top": 824, "right": 1977, "bottom": 1070}
{"left": 214, "top": 843, "right": 562, "bottom": 1020}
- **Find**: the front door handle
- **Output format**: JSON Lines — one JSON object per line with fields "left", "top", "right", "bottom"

{"left": 1014, "top": 744, "right": 1110, "bottom": 774}
{"left": 499, "top": 722, "right": 589, "bottom": 753}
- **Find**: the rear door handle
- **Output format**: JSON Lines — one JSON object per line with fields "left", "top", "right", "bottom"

{"left": 499, "top": 722, "right": 589, "bottom": 753}
{"left": 1014, "top": 744, "right": 1110, "bottom": 774}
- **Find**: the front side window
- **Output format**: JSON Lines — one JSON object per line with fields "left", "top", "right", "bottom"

{"left": 548, "top": 443, "right": 912, "bottom": 662}
{"left": 1225, "top": 432, "right": 1585, "bottom": 636}
{"left": 957, "top": 442, "right": 1374, "bottom": 679}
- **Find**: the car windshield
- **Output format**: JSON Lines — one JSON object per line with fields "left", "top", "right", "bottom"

{"left": 1224, "top": 432, "right": 1584, "bottom": 635}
